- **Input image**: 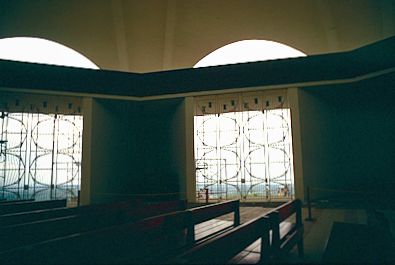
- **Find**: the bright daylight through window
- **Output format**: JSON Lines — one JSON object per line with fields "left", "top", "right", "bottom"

{"left": 0, "top": 37, "right": 98, "bottom": 202}
{"left": 194, "top": 40, "right": 306, "bottom": 202}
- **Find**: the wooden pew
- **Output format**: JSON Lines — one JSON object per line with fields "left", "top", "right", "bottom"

{"left": 0, "top": 199, "right": 67, "bottom": 215}
{"left": 0, "top": 214, "right": 121, "bottom": 252}
{"left": 0, "top": 199, "right": 187, "bottom": 252}
{"left": 268, "top": 199, "right": 304, "bottom": 260}
{"left": 171, "top": 214, "right": 271, "bottom": 264}
{"left": 0, "top": 199, "right": 186, "bottom": 226}
{"left": 0, "top": 211, "right": 189, "bottom": 264}
{"left": 0, "top": 210, "right": 190, "bottom": 265}
{"left": 0, "top": 199, "right": 240, "bottom": 264}
{"left": 170, "top": 199, "right": 303, "bottom": 264}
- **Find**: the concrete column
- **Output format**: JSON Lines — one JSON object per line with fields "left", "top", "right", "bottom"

{"left": 288, "top": 88, "right": 305, "bottom": 201}
{"left": 184, "top": 97, "right": 196, "bottom": 203}
{"left": 80, "top": 97, "right": 93, "bottom": 205}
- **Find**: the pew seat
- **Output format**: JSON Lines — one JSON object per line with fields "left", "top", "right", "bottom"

{"left": 171, "top": 214, "right": 270, "bottom": 264}
{"left": 195, "top": 218, "right": 234, "bottom": 241}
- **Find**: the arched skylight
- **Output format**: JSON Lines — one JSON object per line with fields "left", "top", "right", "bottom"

{"left": 194, "top": 39, "right": 306, "bottom": 68}
{"left": 0, "top": 37, "right": 99, "bottom": 69}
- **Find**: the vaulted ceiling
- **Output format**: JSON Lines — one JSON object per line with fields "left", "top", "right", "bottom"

{"left": 0, "top": 0, "right": 394, "bottom": 73}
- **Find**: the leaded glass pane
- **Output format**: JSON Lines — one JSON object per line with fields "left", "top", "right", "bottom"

{"left": 0, "top": 112, "right": 82, "bottom": 203}
{"left": 195, "top": 94, "right": 294, "bottom": 202}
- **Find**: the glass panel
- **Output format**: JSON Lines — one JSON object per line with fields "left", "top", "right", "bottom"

{"left": 195, "top": 109, "right": 294, "bottom": 202}
{"left": 0, "top": 112, "right": 82, "bottom": 203}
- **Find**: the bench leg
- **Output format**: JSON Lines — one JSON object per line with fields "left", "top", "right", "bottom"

{"left": 260, "top": 235, "right": 271, "bottom": 263}
{"left": 297, "top": 238, "right": 304, "bottom": 257}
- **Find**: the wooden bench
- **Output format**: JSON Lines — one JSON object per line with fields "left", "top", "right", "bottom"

{"left": 0, "top": 199, "right": 240, "bottom": 264}
{"left": 169, "top": 199, "right": 303, "bottom": 264}
{"left": 171, "top": 214, "right": 271, "bottom": 264}
{"left": 268, "top": 199, "right": 304, "bottom": 260}
{"left": 0, "top": 199, "right": 67, "bottom": 215}
{"left": 0, "top": 210, "right": 190, "bottom": 264}
{"left": 0, "top": 199, "right": 187, "bottom": 252}
{"left": 0, "top": 214, "right": 121, "bottom": 252}
{"left": 0, "top": 199, "right": 186, "bottom": 226}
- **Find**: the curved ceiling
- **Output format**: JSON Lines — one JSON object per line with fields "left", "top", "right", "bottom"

{"left": 0, "top": 0, "right": 393, "bottom": 73}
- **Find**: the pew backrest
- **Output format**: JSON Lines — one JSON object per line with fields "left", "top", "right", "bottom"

{"left": 0, "top": 199, "right": 186, "bottom": 227}
{"left": 274, "top": 199, "right": 302, "bottom": 225}
{"left": 0, "top": 207, "right": 76, "bottom": 226}
{"left": 268, "top": 199, "right": 304, "bottom": 259}
{"left": 122, "top": 199, "right": 187, "bottom": 221}
{"left": 0, "top": 215, "right": 78, "bottom": 251}
{"left": 188, "top": 199, "right": 239, "bottom": 224}
{"left": 187, "top": 199, "right": 240, "bottom": 242}
{"left": 0, "top": 208, "right": 130, "bottom": 252}
{"left": 120, "top": 210, "right": 191, "bottom": 264}
{"left": 0, "top": 201, "right": 123, "bottom": 226}
{"left": 0, "top": 199, "right": 34, "bottom": 205}
{"left": 0, "top": 199, "right": 67, "bottom": 215}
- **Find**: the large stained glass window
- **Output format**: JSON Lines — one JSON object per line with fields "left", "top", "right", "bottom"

{"left": 194, "top": 91, "right": 294, "bottom": 202}
{"left": 0, "top": 112, "right": 82, "bottom": 202}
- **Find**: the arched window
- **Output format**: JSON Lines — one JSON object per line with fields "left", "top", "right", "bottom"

{"left": 194, "top": 39, "right": 305, "bottom": 68}
{"left": 0, "top": 37, "right": 99, "bottom": 69}
{"left": 194, "top": 40, "right": 305, "bottom": 202}
{"left": 0, "top": 37, "right": 97, "bottom": 202}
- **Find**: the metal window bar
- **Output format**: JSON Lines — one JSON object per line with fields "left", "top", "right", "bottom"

{"left": 195, "top": 99, "right": 294, "bottom": 202}
{"left": 0, "top": 112, "right": 82, "bottom": 203}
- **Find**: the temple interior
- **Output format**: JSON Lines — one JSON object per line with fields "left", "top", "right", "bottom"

{"left": 0, "top": 1, "right": 394, "bottom": 264}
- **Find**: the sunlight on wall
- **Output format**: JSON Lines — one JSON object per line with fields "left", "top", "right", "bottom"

{"left": 0, "top": 37, "right": 99, "bottom": 69}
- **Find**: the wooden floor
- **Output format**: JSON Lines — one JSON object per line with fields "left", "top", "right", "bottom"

{"left": 195, "top": 205, "right": 395, "bottom": 264}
